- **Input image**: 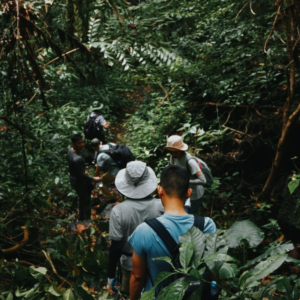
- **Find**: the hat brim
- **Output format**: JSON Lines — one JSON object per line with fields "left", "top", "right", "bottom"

{"left": 92, "top": 104, "right": 104, "bottom": 110}
{"left": 115, "top": 167, "right": 158, "bottom": 199}
{"left": 165, "top": 143, "right": 188, "bottom": 151}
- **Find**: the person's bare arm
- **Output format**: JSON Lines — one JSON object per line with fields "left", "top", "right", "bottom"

{"left": 103, "top": 122, "right": 109, "bottom": 129}
{"left": 130, "top": 251, "right": 147, "bottom": 300}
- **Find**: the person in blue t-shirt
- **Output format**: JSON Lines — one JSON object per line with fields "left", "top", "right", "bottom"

{"left": 128, "top": 165, "right": 216, "bottom": 300}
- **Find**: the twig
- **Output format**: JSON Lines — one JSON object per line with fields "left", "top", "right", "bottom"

{"left": 222, "top": 125, "right": 254, "bottom": 138}
{"left": 235, "top": 1, "right": 250, "bottom": 23}
{"left": 274, "top": 30, "right": 286, "bottom": 44}
{"left": 0, "top": 201, "right": 19, "bottom": 222}
{"left": 40, "top": 179, "right": 52, "bottom": 195}
{"left": 199, "top": 102, "right": 272, "bottom": 119}
{"left": 0, "top": 116, "right": 37, "bottom": 140}
{"left": 18, "top": 261, "right": 52, "bottom": 283}
{"left": 24, "top": 92, "right": 37, "bottom": 106}
{"left": 42, "top": 250, "right": 73, "bottom": 286}
{"left": 285, "top": 60, "right": 294, "bottom": 69}
{"left": 200, "top": 102, "right": 249, "bottom": 108}
{"left": 222, "top": 108, "right": 234, "bottom": 126}
{"left": 250, "top": 0, "right": 256, "bottom": 15}
{"left": 2, "top": 226, "right": 29, "bottom": 253}
{"left": 45, "top": 48, "right": 79, "bottom": 66}
{"left": 105, "top": 0, "right": 124, "bottom": 28}
{"left": 292, "top": 26, "right": 300, "bottom": 52}
{"left": 264, "top": 2, "right": 282, "bottom": 53}
{"left": 15, "top": 0, "right": 19, "bottom": 50}
{"left": 157, "top": 84, "right": 174, "bottom": 107}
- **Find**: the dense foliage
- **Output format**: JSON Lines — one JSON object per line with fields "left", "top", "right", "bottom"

{"left": 1, "top": 0, "right": 300, "bottom": 298}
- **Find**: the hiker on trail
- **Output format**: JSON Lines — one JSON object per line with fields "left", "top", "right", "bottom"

{"left": 67, "top": 134, "right": 101, "bottom": 221}
{"left": 165, "top": 135, "right": 211, "bottom": 214}
{"left": 128, "top": 165, "right": 216, "bottom": 300}
{"left": 91, "top": 139, "right": 120, "bottom": 200}
{"left": 85, "top": 101, "right": 109, "bottom": 144}
{"left": 107, "top": 161, "right": 164, "bottom": 296}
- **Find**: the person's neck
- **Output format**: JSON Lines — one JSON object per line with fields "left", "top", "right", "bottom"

{"left": 162, "top": 196, "right": 188, "bottom": 216}
{"left": 72, "top": 147, "right": 81, "bottom": 153}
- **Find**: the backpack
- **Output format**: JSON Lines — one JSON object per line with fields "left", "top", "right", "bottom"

{"left": 186, "top": 154, "right": 213, "bottom": 187}
{"left": 84, "top": 116, "right": 103, "bottom": 140}
{"left": 99, "top": 143, "right": 135, "bottom": 169}
{"left": 170, "top": 154, "right": 213, "bottom": 187}
{"left": 145, "top": 217, "right": 213, "bottom": 300}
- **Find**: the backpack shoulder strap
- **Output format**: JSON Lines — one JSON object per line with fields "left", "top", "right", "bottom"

{"left": 145, "top": 219, "right": 178, "bottom": 255}
{"left": 193, "top": 216, "right": 205, "bottom": 232}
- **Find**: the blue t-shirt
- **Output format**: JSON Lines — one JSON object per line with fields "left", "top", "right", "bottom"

{"left": 128, "top": 213, "right": 216, "bottom": 292}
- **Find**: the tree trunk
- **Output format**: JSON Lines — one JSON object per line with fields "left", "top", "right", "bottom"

{"left": 258, "top": 1, "right": 300, "bottom": 201}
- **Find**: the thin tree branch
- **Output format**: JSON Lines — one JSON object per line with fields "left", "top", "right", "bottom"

{"left": 2, "top": 226, "right": 28, "bottom": 253}
{"left": 264, "top": 2, "right": 282, "bottom": 53}
{"left": 42, "top": 250, "right": 73, "bottom": 286}
{"left": 250, "top": 0, "right": 256, "bottom": 15}
{"left": 0, "top": 116, "right": 37, "bottom": 140}
{"left": 45, "top": 48, "right": 79, "bottom": 66}
{"left": 235, "top": 1, "right": 250, "bottom": 23}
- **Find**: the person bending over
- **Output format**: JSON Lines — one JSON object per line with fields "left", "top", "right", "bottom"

{"left": 91, "top": 139, "right": 120, "bottom": 200}
{"left": 128, "top": 165, "right": 216, "bottom": 300}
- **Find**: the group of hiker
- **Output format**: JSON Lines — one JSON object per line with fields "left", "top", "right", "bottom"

{"left": 66, "top": 102, "right": 218, "bottom": 300}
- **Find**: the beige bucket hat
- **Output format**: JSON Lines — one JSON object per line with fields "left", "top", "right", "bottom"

{"left": 165, "top": 135, "right": 188, "bottom": 151}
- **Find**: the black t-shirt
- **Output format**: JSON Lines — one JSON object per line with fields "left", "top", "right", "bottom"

{"left": 67, "top": 148, "right": 92, "bottom": 185}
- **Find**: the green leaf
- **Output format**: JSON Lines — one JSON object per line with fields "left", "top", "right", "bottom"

{"left": 6, "top": 293, "right": 13, "bottom": 300}
{"left": 74, "top": 286, "right": 94, "bottom": 300}
{"left": 243, "top": 254, "right": 287, "bottom": 288}
{"left": 62, "top": 289, "right": 74, "bottom": 300}
{"left": 219, "top": 263, "right": 238, "bottom": 279}
{"left": 179, "top": 241, "right": 194, "bottom": 268}
{"left": 204, "top": 253, "right": 235, "bottom": 263}
{"left": 15, "top": 287, "right": 34, "bottom": 297}
{"left": 48, "top": 285, "right": 61, "bottom": 296}
{"left": 152, "top": 256, "right": 172, "bottom": 265}
{"left": 154, "top": 271, "right": 175, "bottom": 287}
{"left": 288, "top": 179, "right": 300, "bottom": 194}
{"left": 162, "top": 278, "right": 191, "bottom": 300}
{"left": 276, "top": 276, "right": 293, "bottom": 300}
{"left": 189, "top": 268, "right": 200, "bottom": 280}
{"left": 179, "top": 227, "right": 206, "bottom": 268}
{"left": 292, "top": 278, "right": 300, "bottom": 299}
{"left": 241, "top": 242, "right": 294, "bottom": 269}
{"left": 29, "top": 266, "right": 47, "bottom": 280}
{"left": 141, "top": 288, "right": 155, "bottom": 300}
{"left": 226, "top": 220, "right": 264, "bottom": 248}
{"left": 187, "top": 286, "right": 202, "bottom": 300}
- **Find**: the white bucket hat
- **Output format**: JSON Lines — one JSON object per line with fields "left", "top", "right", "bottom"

{"left": 115, "top": 161, "right": 157, "bottom": 199}
{"left": 165, "top": 135, "right": 188, "bottom": 151}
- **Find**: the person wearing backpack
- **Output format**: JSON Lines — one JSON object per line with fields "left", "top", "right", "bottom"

{"left": 107, "top": 161, "right": 164, "bottom": 297}
{"left": 128, "top": 165, "right": 216, "bottom": 300}
{"left": 85, "top": 101, "right": 110, "bottom": 143}
{"left": 165, "top": 135, "right": 213, "bottom": 214}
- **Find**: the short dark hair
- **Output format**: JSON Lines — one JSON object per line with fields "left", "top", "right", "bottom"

{"left": 71, "top": 134, "right": 83, "bottom": 143}
{"left": 160, "top": 165, "right": 189, "bottom": 200}
{"left": 91, "top": 138, "right": 100, "bottom": 147}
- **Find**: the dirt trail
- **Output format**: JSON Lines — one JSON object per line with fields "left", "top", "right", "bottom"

{"left": 109, "top": 88, "right": 147, "bottom": 144}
